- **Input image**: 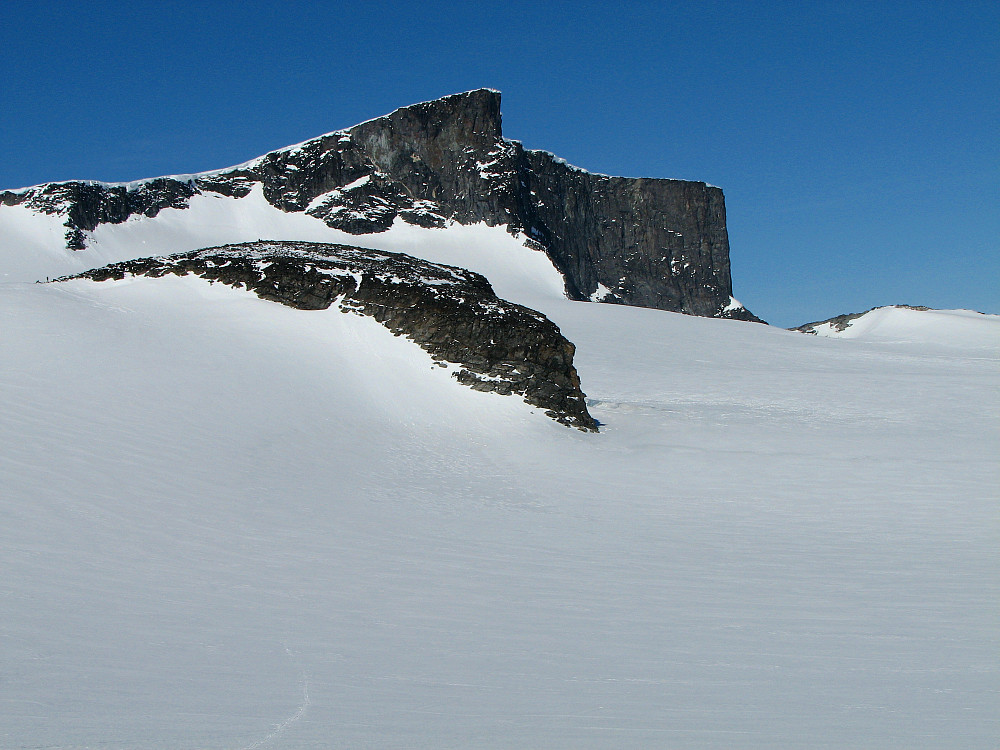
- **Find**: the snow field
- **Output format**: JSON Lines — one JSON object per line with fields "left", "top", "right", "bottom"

{"left": 805, "top": 305, "right": 1000, "bottom": 349}
{"left": 1, "top": 190, "right": 998, "bottom": 748}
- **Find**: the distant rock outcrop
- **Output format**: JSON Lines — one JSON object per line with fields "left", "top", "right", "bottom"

{"left": 794, "top": 305, "right": 933, "bottom": 335}
{"left": 6, "top": 90, "right": 760, "bottom": 321}
{"left": 60, "top": 241, "right": 598, "bottom": 431}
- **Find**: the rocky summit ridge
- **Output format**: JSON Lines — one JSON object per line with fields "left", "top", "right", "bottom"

{"left": 5, "top": 89, "right": 759, "bottom": 322}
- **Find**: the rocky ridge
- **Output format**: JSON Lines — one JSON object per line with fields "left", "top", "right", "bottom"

{"left": 60, "top": 241, "right": 598, "bottom": 431}
{"left": 6, "top": 89, "right": 760, "bottom": 321}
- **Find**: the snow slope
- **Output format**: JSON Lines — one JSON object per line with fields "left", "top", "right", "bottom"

{"left": 0, "top": 184, "right": 565, "bottom": 307}
{"left": 801, "top": 305, "right": 1000, "bottom": 350}
{"left": 2, "top": 178, "right": 1000, "bottom": 747}
{"left": 2, "top": 220, "right": 998, "bottom": 748}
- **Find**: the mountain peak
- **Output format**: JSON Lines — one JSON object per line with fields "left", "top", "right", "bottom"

{"left": 348, "top": 89, "right": 502, "bottom": 176}
{"left": 1, "top": 89, "right": 759, "bottom": 321}
{"left": 394, "top": 88, "right": 502, "bottom": 123}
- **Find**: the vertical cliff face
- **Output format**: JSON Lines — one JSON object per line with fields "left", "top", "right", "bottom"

{"left": 514, "top": 153, "right": 740, "bottom": 317}
{"left": 351, "top": 89, "right": 502, "bottom": 207}
{"left": 1, "top": 89, "right": 760, "bottom": 321}
{"left": 341, "top": 90, "right": 758, "bottom": 320}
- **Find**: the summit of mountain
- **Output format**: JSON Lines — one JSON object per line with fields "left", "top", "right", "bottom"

{"left": 1, "top": 89, "right": 759, "bottom": 321}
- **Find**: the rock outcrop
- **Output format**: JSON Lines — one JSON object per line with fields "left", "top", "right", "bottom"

{"left": 60, "top": 241, "right": 598, "bottom": 431}
{"left": 5, "top": 89, "right": 759, "bottom": 321}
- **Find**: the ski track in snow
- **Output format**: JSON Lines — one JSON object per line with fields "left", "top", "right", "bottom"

{"left": 239, "top": 647, "right": 310, "bottom": 750}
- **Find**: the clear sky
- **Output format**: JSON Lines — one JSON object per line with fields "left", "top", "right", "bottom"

{"left": 2, "top": 0, "right": 997, "bottom": 326}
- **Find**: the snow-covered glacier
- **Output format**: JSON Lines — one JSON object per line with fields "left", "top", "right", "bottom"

{"left": 1, "top": 214, "right": 997, "bottom": 747}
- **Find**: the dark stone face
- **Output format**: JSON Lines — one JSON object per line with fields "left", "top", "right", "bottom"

{"left": 4, "top": 89, "right": 761, "bottom": 322}
{"left": 62, "top": 241, "right": 599, "bottom": 432}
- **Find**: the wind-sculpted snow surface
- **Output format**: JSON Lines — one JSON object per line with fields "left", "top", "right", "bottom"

{"left": 63, "top": 241, "right": 597, "bottom": 430}
{"left": 0, "top": 89, "right": 758, "bottom": 320}
{"left": 1, "top": 275, "right": 997, "bottom": 749}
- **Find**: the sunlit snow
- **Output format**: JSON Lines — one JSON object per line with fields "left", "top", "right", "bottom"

{"left": 0, "top": 184, "right": 565, "bottom": 306}
{"left": 1, "top": 190, "right": 998, "bottom": 748}
{"left": 589, "top": 282, "right": 614, "bottom": 302}
{"left": 805, "top": 305, "right": 999, "bottom": 350}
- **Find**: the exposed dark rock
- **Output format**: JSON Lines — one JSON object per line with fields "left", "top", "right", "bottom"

{"left": 515, "top": 152, "right": 755, "bottom": 319}
{"left": 5, "top": 89, "right": 760, "bottom": 321}
{"left": 3, "top": 178, "right": 198, "bottom": 250}
{"left": 793, "top": 305, "right": 934, "bottom": 334}
{"left": 59, "top": 241, "right": 598, "bottom": 431}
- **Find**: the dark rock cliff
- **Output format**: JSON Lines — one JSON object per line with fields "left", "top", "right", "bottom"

{"left": 59, "top": 241, "right": 598, "bottom": 431}
{"left": 6, "top": 89, "right": 760, "bottom": 321}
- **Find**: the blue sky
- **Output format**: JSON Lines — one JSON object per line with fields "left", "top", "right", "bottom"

{"left": 2, "top": 0, "right": 997, "bottom": 325}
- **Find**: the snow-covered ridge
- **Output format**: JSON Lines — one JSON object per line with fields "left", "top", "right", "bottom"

{"left": 0, "top": 132, "right": 344, "bottom": 195}
{"left": 0, "top": 88, "right": 499, "bottom": 194}
{"left": 2, "top": 89, "right": 505, "bottom": 195}
{"left": 794, "top": 304, "right": 1000, "bottom": 350}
